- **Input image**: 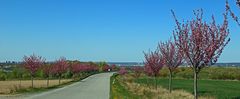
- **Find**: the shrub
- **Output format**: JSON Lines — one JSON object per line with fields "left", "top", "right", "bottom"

{"left": 158, "top": 67, "right": 169, "bottom": 78}
{"left": 0, "top": 74, "right": 6, "bottom": 81}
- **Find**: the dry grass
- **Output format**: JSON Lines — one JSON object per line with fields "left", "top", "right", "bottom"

{"left": 120, "top": 75, "right": 215, "bottom": 99}
{"left": 126, "top": 82, "right": 214, "bottom": 99}
{"left": 0, "top": 79, "right": 72, "bottom": 94}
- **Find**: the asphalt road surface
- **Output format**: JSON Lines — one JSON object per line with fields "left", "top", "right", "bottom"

{"left": 1, "top": 72, "right": 114, "bottom": 99}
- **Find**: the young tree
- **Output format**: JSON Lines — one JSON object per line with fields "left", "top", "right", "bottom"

{"left": 53, "top": 57, "right": 68, "bottom": 85}
{"left": 23, "top": 54, "right": 45, "bottom": 88}
{"left": 144, "top": 50, "right": 164, "bottom": 89}
{"left": 159, "top": 40, "right": 183, "bottom": 93}
{"left": 70, "top": 62, "right": 82, "bottom": 80}
{"left": 42, "top": 63, "right": 52, "bottom": 87}
{"left": 110, "top": 64, "right": 117, "bottom": 71}
{"left": 236, "top": 0, "right": 240, "bottom": 6}
{"left": 103, "top": 64, "right": 111, "bottom": 72}
{"left": 172, "top": 9, "right": 230, "bottom": 99}
{"left": 226, "top": 0, "right": 240, "bottom": 26}
{"left": 132, "top": 66, "right": 143, "bottom": 79}
{"left": 12, "top": 65, "right": 25, "bottom": 88}
{"left": 97, "top": 61, "right": 108, "bottom": 72}
{"left": 118, "top": 67, "right": 128, "bottom": 75}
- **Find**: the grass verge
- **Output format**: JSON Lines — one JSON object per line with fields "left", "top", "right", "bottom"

{"left": 110, "top": 74, "right": 140, "bottom": 99}
{"left": 110, "top": 74, "right": 208, "bottom": 99}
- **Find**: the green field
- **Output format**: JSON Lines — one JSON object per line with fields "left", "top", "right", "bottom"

{"left": 135, "top": 78, "right": 240, "bottom": 99}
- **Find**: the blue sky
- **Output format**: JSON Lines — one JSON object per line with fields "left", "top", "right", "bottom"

{"left": 0, "top": 0, "right": 239, "bottom": 62}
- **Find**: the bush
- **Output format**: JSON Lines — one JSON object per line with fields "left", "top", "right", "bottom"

{"left": 206, "top": 67, "right": 240, "bottom": 80}
{"left": 159, "top": 67, "right": 169, "bottom": 77}
{"left": 236, "top": 74, "right": 240, "bottom": 80}
{"left": 0, "top": 71, "right": 7, "bottom": 81}
{"left": 171, "top": 67, "right": 240, "bottom": 80}
{"left": 175, "top": 68, "right": 193, "bottom": 79}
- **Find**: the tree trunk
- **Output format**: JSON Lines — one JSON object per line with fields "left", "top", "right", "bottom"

{"left": 59, "top": 75, "right": 61, "bottom": 85}
{"left": 47, "top": 77, "right": 49, "bottom": 87}
{"left": 169, "top": 71, "right": 172, "bottom": 93}
{"left": 31, "top": 76, "right": 34, "bottom": 88}
{"left": 194, "top": 70, "right": 198, "bottom": 99}
{"left": 154, "top": 75, "right": 157, "bottom": 90}
{"left": 19, "top": 78, "right": 22, "bottom": 88}
{"left": 146, "top": 76, "right": 150, "bottom": 88}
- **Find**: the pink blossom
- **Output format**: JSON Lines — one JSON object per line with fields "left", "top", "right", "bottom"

{"left": 118, "top": 67, "right": 128, "bottom": 75}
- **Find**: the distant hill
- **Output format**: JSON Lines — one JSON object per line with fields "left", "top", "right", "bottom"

{"left": 213, "top": 63, "right": 240, "bottom": 67}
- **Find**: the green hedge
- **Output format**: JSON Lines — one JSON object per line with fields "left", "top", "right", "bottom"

{"left": 157, "top": 67, "right": 240, "bottom": 80}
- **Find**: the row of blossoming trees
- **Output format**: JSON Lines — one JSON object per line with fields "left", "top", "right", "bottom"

{"left": 141, "top": 9, "right": 231, "bottom": 99}
{"left": 22, "top": 55, "right": 115, "bottom": 88}
{"left": 116, "top": 1, "right": 237, "bottom": 99}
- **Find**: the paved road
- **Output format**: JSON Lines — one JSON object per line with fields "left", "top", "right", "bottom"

{"left": 1, "top": 72, "right": 113, "bottom": 99}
